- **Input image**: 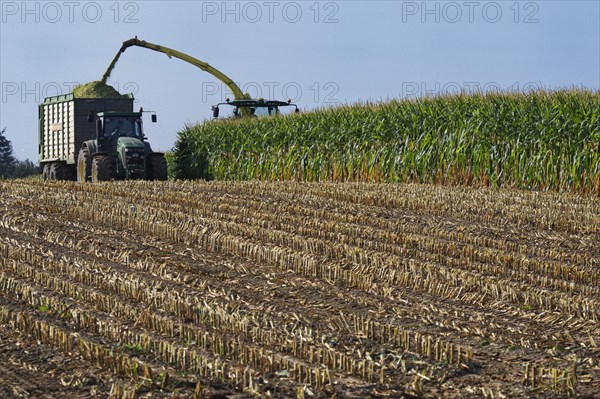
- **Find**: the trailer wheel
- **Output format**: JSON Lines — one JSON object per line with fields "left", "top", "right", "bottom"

{"left": 148, "top": 153, "right": 168, "bottom": 181}
{"left": 42, "top": 164, "right": 51, "bottom": 181}
{"left": 77, "top": 147, "right": 91, "bottom": 183}
{"left": 91, "top": 155, "right": 115, "bottom": 183}
{"left": 49, "top": 163, "right": 58, "bottom": 180}
{"left": 50, "top": 162, "right": 70, "bottom": 181}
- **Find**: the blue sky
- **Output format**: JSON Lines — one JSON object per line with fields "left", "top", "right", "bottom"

{"left": 1, "top": 0, "right": 599, "bottom": 161}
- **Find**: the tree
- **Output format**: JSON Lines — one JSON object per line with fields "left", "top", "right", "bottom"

{"left": 0, "top": 127, "right": 16, "bottom": 178}
{"left": 12, "top": 159, "right": 39, "bottom": 178}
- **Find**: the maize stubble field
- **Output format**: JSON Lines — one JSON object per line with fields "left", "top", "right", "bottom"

{"left": 0, "top": 179, "right": 598, "bottom": 398}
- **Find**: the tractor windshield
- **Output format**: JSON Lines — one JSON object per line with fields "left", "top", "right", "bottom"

{"left": 104, "top": 117, "right": 141, "bottom": 139}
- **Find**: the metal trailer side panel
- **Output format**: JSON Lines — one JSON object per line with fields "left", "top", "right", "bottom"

{"left": 39, "top": 100, "right": 75, "bottom": 162}
{"left": 39, "top": 95, "right": 134, "bottom": 165}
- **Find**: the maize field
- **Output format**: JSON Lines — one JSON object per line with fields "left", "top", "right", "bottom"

{"left": 0, "top": 179, "right": 598, "bottom": 398}
{"left": 173, "top": 89, "right": 600, "bottom": 194}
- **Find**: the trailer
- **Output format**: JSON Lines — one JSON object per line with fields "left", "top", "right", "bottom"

{"left": 39, "top": 93, "right": 167, "bottom": 182}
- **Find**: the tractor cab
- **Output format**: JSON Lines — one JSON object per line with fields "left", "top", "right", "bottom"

{"left": 211, "top": 98, "right": 299, "bottom": 119}
{"left": 95, "top": 111, "right": 154, "bottom": 143}
{"left": 103, "top": 114, "right": 142, "bottom": 140}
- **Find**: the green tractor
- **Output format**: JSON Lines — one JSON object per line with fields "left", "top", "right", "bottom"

{"left": 77, "top": 111, "right": 167, "bottom": 183}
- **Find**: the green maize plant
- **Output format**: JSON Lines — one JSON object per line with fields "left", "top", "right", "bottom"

{"left": 172, "top": 89, "right": 600, "bottom": 193}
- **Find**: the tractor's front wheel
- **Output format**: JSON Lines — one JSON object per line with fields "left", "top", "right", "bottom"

{"left": 91, "top": 155, "right": 115, "bottom": 183}
{"left": 148, "top": 153, "right": 168, "bottom": 181}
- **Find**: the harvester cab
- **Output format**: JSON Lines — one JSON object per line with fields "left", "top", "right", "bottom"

{"left": 211, "top": 98, "right": 299, "bottom": 119}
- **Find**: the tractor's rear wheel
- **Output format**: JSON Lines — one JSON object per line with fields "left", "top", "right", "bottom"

{"left": 148, "top": 153, "right": 168, "bottom": 181}
{"left": 77, "top": 147, "right": 91, "bottom": 183}
{"left": 91, "top": 156, "right": 115, "bottom": 183}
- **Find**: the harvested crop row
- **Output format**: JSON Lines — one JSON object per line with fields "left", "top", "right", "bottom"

{"left": 3, "top": 196, "right": 574, "bottom": 362}
{"left": 0, "top": 231, "right": 406, "bottom": 379}
{"left": 0, "top": 209, "right": 474, "bottom": 394}
{"left": 95, "top": 186, "right": 597, "bottom": 292}
{"left": 0, "top": 236, "right": 373, "bottom": 394}
{"left": 2, "top": 196, "right": 591, "bottom": 364}
{"left": 25, "top": 180, "right": 597, "bottom": 323}
{"left": 3, "top": 182, "right": 596, "bottom": 344}
{"left": 0, "top": 179, "right": 598, "bottom": 398}
{"left": 0, "top": 210, "right": 475, "bottom": 378}
{"left": 17, "top": 178, "right": 599, "bottom": 257}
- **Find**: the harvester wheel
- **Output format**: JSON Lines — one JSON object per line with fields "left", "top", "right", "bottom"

{"left": 91, "top": 155, "right": 115, "bottom": 183}
{"left": 148, "top": 153, "right": 168, "bottom": 181}
{"left": 77, "top": 147, "right": 91, "bottom": 183}
{"left": 42, "top": 164, "right": 51, "bottom": 181}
